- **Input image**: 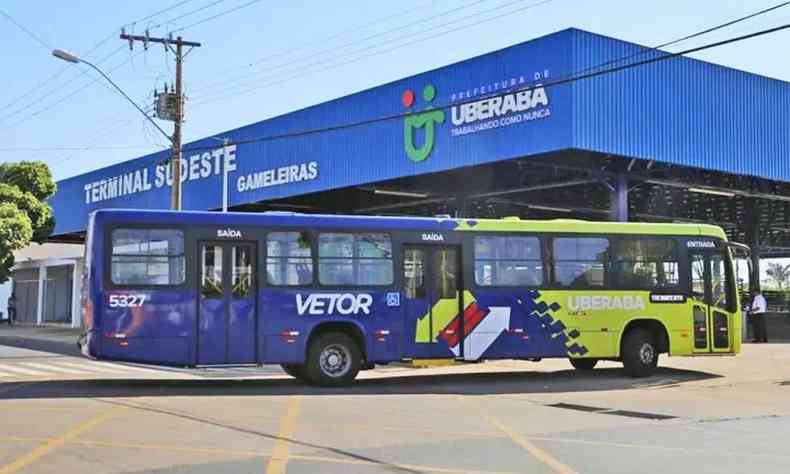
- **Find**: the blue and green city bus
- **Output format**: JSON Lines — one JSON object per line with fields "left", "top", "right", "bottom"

{"left": 79, "top": 209, "right": 745, "bottom": 386}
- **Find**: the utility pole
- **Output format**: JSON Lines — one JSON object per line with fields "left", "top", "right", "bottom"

{"left": 172, "top": 39, "right": 184, "bottom": 210}
{"left": 120, "top": 30, "right": 201, "bottom": 210}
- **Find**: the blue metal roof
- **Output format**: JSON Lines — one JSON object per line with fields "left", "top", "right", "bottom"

{"left": 50, "top": 28, "right": 790, "bottom": 235}
{"left": 570, "top": 29, "right": 790, "bottom": 180}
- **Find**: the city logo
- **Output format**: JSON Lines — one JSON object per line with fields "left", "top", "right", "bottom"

{"left": 402, "top": 84, "right": 445, "bottom": 163}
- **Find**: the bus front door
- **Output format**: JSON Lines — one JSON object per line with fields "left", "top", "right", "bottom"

{"left": 690, "top": 250, "right": 733, "bottom": 353}
{"left": 404, "top": 245, "right": 463, "bottom": 359}
{"left": 198, "top": 242, "right": 257, "bottom": 365}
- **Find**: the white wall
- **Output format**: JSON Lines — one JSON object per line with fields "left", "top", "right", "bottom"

{"left": 0, "top": 281, "right": 9, "bottom": 320}
{"left": 7, "top": 242, "right": 86, "bottom": 325}
{"left": 14, "top": 242, "right": 84, "bottom": 262}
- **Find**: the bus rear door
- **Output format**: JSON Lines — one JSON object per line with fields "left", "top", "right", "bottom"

{"left": 404, "top": 245, "right": 463, "bottom": 359}
{"left": 689, "top": 249, "right": 734, "bottom": 353}
{"left": 198, "top": 241, "right": 257, "bottom": 364}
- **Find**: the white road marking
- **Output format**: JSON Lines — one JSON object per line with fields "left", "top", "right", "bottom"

{"left": 0, "top": 364, "right": 49, "bottom": 376}
{"left": 18, "top": 362, "right": 92, "bottom": 375}
{"left": 55, "top": 361, "right": 128, "bottom": 374}
{"left": 73, "top": 359, "right": 174, "bottom": 375}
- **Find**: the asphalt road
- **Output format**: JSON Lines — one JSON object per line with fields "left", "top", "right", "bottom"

{"left": 1, "top": 344, "right": 790, "bottom": 474}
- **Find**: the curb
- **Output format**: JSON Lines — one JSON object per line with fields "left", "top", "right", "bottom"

{"left": 0, "top": 335, "right": 81, "bottom": 357}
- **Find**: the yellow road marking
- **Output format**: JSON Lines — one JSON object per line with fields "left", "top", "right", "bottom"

{"left": 0, "top": 437, "right": 523, "bottom": 474}
{"left": 458, "top": 396, "right": 578, "bottom": 474}
{"left": 265, "top": 395, "right": 302, "bottom": 474}
{"left": 290, "top": 454, "right": 523, "bottom": 474}
{"left": 0, "top": 409, "right": 116, "bottom": 474}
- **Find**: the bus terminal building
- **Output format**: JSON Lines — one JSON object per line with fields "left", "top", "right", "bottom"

{"left": 10, "top": 27, "right": 790, "bottom": 327}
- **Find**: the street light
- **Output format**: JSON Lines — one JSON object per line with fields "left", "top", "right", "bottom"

{"left": 207, "top": 136, "right": 234, "bottom": 212}
{"left": 52, "top": 48, "right": 181, "bottom": 209}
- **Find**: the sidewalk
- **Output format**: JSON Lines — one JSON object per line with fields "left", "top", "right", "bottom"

{"left": 0, "top": 325, "right": 82, "bottom": 356}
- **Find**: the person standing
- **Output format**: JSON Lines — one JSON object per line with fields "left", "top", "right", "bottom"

{"left": 750, "top": 288, "right": 768, "bottom": 343}
{"left": 6, "top": 292, "right": 16, "bottom": 325}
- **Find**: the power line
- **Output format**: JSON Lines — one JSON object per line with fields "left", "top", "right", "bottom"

{"left": 0, "top": 45, "right": 127, "bottom": 124}
{"left": 45, "top": 105, "right": 156, "bottom": 169}
{"left": 0, "top": 0, "right": 202, "bottom": 129}
{"left": 171, "top": 0, "right": 265, "bottom": 32}
{"left": 0, "top": 8, "right": 52, "bottom": 50}
{"left": 658, "top": 0, "right": 790, "bottom": 50}
{"left": 2, "top": 50, "right": 146, "bottom": 131}
{"left": 0, "top": 145, "right": 156, "bottom": 152}
{"left": 189, "top": 0, "right": 500, "bottom": 96}
{"left": 151, "top": 0, "right": 228, "bottom": 29}
{"left": 576, "top": 0, "right": 790, "bottom": 76}
{"left": 192, "top": 0, "right": 788, "bottom": 107}
{"left": 182, "top": 22, "right": 790, "bottom": 154}
{"left": 128, "top": 0, "right": 200, "bottom": 27}
{"left": 190, "top": 0, "right": 433, "bottom": 87}
{"left": 192, "top": 0, "right": 554, "bottom": 104}
{"left": 0, "top": 31, "right": 119, "bottom": 114}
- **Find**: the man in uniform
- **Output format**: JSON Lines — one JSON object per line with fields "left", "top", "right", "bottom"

{"left": 6, "top": 292, "right": 15, "bottom": 325}
{"left": 750, "top": 288, "right": 768, "bottom": 343}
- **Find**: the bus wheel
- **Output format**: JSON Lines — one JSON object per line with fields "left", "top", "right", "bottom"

{"left": 280, "top": 364, "right": 307, "bottom": 381}
{"left": 569, "top": 358, "right": 598, "bottom": 370}
{"left": 306, "top": 333, "right": 361, "bottom": 387}
{"left": 621, "top": 328, "right": 658, "bottom": 377}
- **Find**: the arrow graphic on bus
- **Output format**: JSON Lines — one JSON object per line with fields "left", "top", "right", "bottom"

{"left": 441, "top": 304, "right": 511, "bottom": 361}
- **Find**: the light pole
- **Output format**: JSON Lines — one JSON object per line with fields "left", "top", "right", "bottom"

{"left": 207, "top": 136, "right": 234, "bottom": 212}
{"left": 52, "top": 48, "right": 181, "bottom": 209}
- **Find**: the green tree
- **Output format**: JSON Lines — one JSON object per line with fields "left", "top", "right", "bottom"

{"left": 0, "top": 161, "right": 56, "bottom": 283}
{"left": 765, "top": 262, "right": 790, "bottom": 290}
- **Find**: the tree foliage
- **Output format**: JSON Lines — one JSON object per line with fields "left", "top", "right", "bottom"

{"left": 766, "top": 262, "right": 790, "bottom": 290}
{"left": 0, "top": 161, "right": 56, "bottom": 283}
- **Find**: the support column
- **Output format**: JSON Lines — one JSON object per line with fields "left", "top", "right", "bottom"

{"left": 71, "top": 261, "right": 83, "bottom": 328}
{"left": 36, "top": 266, "right": 47, "bottom": 326}
{"left": 454, "top": 194, "right": 468, "bottom": 219}
{"left": 610, "top": 173, "right": 629, "bottom": 222}
{"left": 747, "top": 199, "right": 762, "bottom": 292}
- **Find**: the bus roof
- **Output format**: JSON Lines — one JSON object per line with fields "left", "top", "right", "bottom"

{"left": 91, "top": 209, "right": 728, "bottom": 239}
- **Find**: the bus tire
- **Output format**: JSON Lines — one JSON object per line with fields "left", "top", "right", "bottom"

{"left": 281, "top": 364, "right": 307, "bottom": 381}
{"left": 306, "top": 332, "right": 361, "bottom": 387}
{"left": 621, "top": 328, "right": 658, "bottom": 377}
{"left": 569, "top": 358, "right": 598, "bottom": 370}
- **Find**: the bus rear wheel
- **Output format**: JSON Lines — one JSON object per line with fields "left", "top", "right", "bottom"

{"left": 281, "top": 364, "right": 307, "bottom": 381}
{"left": 569, "top": 358, "right": 598, "bottom": 370}
{"left": 306, "top": 333, "right": 361, "bottom": 387}
{"left": 621, "top": 328, "right": 659, "bottom": 377}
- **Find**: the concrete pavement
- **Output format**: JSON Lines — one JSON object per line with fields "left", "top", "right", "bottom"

{"left": 0, "top": 342, "right": 789, "bottom": 473}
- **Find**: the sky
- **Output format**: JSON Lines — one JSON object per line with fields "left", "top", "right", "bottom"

{"left": 4, "top": 0, "right": 790, "bottom": 181}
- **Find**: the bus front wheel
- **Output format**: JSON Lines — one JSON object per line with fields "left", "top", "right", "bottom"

{"left": 281, "top": 364, "right": 308, "bottom": 381}
{"left": 621, "top": 328, "right": 659, "bottom": 377}
{"left": 306, "top": 332, "right": 361, "bottom": 387}
{"left": 569, "top": 358, "right": 598, "bottom": 370}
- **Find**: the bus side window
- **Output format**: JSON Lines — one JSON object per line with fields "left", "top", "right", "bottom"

{"left": 474, "top": 236, "right": 543, "bottom": 287}
{"left": 318, "top": 233, "right": 393, "bottom": 286}
{"left": 111, "top": 228, "right": 185, "bottom": 286}
{"left": 552, "top": 237, "right": 609, "bottom": 289}
{"left": 266, "top": 232, "right": 313, "bottom": 286}
{"left": 614, "top": 238, "right": 679, "bottom": 289}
